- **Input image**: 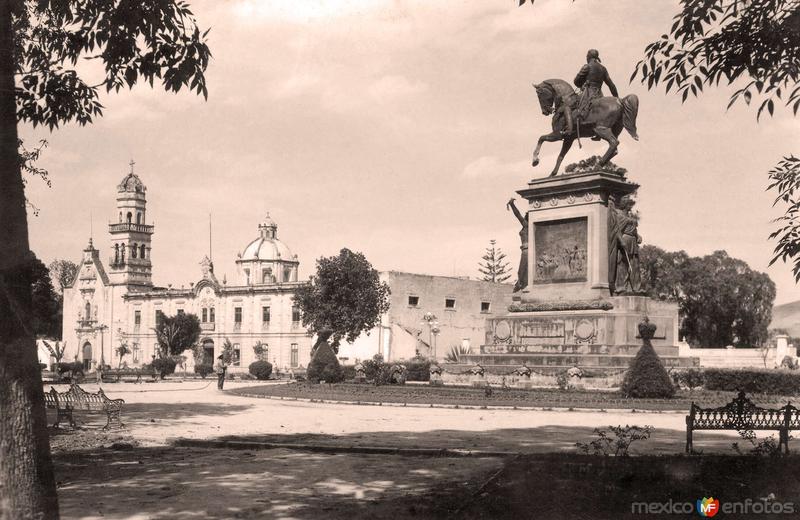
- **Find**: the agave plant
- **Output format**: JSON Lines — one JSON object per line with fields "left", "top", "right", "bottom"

{"left": 444, "top": 345, "right": 471, "bottom": 363}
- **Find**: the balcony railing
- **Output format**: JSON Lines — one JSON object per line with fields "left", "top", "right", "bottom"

{"left": 109, "top": 222, "right": 154, "bottom": 234}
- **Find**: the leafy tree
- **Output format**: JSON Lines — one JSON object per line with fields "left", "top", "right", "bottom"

{"left": 220, "top": 337, "right": 234, "bottom": 365}
{"left": 622, "top": 1, "right": 800, "bottom": 281}
{"left": 115, "top": 343, "right": 131, "bottom": 369}
{"left": 41, "top": 339, "right": 65, "bottom": 365}
{"left": 153, "top": 312, "right": 201, "bottom": 358}
{"left": 294, "top": 248, "right": 390, "bottom": 353}
{"left": 47, "top": 258, "right": 78, "bottom": 295}
{"left": 30, "top": 252, "right": 61, "bottom": 339}
{"left": 478, "top": 239, "right": 511, "bottom": 283}
{"left": 0, "top": 2, "right": 210, "bottom": 517}
{"left": 253, "top": 340, "right": 269, "bottom": 361}
{"left": 640, "top": 246, "right": 776, "bottom": 347}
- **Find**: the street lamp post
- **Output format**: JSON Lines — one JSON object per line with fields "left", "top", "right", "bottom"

{"left": 95, "top": 324, "right": 108, "bottom": 383}
{"left": 421, "top": 312, "right": 439, "bottom": 360}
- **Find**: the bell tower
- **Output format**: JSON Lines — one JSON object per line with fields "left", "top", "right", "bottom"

{"left": 108, "top": 160, "right": 154, "bottom": 288}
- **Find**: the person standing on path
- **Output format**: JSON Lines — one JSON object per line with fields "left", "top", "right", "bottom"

{"left": 214, "top": 355, "right": 228, "bottom": 390}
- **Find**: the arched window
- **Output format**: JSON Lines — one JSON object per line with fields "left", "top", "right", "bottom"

{"left": 84, "top": 302, "right": 91, "bottom": 320}
{"left": 131, "top": 243, "right": 138, "bottom": 259}
{"left": 114, "top": 244, "right": 120, "bottom": 264}
{"left": 120, "top": 246, "right": 125, "bottom": 264}
{"left": 136, "top": 212, "right": 142, "bottom": 224}
{"left": 126, "top": 212, "right": 132, "bottom": 223}
{"left": 119, "top": 212, "right": 123, "bottom": 223}
{"left": 140, "top": 244, "right": 146, "bottom": 259}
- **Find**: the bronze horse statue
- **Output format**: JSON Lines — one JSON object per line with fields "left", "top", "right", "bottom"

{"left": 531, "top": 79, "right": 639, "bottom": 177}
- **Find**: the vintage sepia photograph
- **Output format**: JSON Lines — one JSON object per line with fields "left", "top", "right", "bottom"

{"left": 1, "top": 0, "right": 800, "bottom": 518}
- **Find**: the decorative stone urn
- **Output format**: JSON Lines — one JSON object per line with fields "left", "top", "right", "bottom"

{"left": 470, "top": 363, "right": 488, "bottom": 388}
{"left": 389, "top": 364, "right": 407, "bottom": 385}
{"left": 429, "top": 363, "right": 444, "bottom": 386}
{"left": 567, "top": 365, "right": 584, "bottom": 389}
{"left": 354, "top": 362, "right": 366, "bottom": 383}
{"left": 515, "top": 362, "right": 533, "bottom": 389}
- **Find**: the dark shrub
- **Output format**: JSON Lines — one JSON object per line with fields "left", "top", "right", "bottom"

{"left": 57, "top": 361, "right": 84, "bottom": 381}
{"left": 194, "top": 364, "right": 213, "bottom": 379}
{"left": 151, "top": 357, "right": 177, "bottom": 379}
{"left": 307, "top": 341, "right": 345, "bottom": 383}
{"left": 249, "top": 360, "right": 273, "bottom": 380}
{"left": 341, "top": 365, "right": 357, "bottom": 380}
{"left": 671, "top": 368, "right": 706, "bottom": 390}
{"left": 362, "top": 354, "right": 391, "bottom": 385}
{"left": 405, "top": 358, "right": 431, "bottom": 382}
{"left": 621, "top": 338, "right": 675, "bottom": 398}
{"left": 703, "top": 369, "right": 800, "bottom": 395}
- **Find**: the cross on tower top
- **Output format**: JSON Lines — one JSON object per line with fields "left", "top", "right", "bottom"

{"left": 129, "top": 159, "right": 135, "bottom": 174}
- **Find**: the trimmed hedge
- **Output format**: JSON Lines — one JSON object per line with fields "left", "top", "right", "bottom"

{"left": 152, "top": 357, "right": 177, "bottom": 379}
{"left": 703, "top": 368, "right": 800, "bottom": 395}
{"left": 194, "top": 364, "right": 214, "bottom": 379}
{"left": 405, "top": 358, "right": 431, "bottom": 382}
{"left": 249, "top": 360, "right": 273, "bottom": 380}
{"left": 621, "top": 341, "right": 675, "bottom": 398}
{"left": 307, "top": 341, "right": 345, "bottom": 384}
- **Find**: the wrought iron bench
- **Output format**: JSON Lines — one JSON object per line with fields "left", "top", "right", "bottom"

{"left": 43, "top": 384, "right": 125, "bottom": 430}
{"left": 103, "top": 368, "right": 157, "bottom": 383}
{"left": 686, "top": 391, "right": 800, "bottom": 454}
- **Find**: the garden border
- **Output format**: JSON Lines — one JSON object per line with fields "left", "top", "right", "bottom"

{"left": 228, "top": 389, "right": 684, "bottom": 414}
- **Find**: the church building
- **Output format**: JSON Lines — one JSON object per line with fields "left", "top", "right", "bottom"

{"left": 60, "top": 168, "right": 313, "bottom": 373}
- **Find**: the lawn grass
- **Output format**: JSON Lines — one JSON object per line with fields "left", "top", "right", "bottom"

{"left": 229, "top": 382, "right": 799, "bottom": 411}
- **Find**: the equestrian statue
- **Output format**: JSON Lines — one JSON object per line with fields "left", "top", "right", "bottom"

{"left": 531, "top": 49, "right": 640, "bottom": 177}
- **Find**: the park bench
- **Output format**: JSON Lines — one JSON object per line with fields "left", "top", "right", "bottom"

{"left": 686, "top": 391, "right": 800, "bottom": 454}
{"left": 43, "top": 384, "right": 125, "bottom": 430}
{"left": 102, "top": 367, "right": 157, "bottom": 383}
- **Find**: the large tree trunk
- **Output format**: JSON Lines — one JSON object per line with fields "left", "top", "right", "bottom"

{"left": 0, "top": 1, "right": 60, "bottom": 518}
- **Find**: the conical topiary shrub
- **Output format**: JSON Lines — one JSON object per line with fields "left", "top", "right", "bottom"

{"left": 621, "top": 317, "right": 676, "bottom": 398}
{"left": 307, "top": 340, "right": 345, "bottom": 384}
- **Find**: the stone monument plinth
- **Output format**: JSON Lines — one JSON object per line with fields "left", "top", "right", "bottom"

{"left": 460, "top": 169, "right": 698, "bottom": 380}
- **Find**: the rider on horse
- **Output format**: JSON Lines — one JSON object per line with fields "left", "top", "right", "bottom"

{"left": 562, "top": 49, "right": 619, "bottom": 137}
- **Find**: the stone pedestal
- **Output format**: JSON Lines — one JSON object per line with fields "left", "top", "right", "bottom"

{"left": 471, "top": 170, "right": 698, "bottom": 379}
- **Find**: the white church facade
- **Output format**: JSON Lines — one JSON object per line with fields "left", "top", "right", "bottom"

{"left": 60, "top": 169, "right": 313, "bottom": 373}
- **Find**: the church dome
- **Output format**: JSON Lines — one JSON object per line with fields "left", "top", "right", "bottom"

{"left": 118, "top": 173, "right": 146, "bottom": 193}
{"left": 239, "top": 213, "right": 295, "bottom": 262}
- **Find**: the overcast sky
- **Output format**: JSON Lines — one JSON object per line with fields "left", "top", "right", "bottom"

{"left": 22, "top": 0, "right": 800, "bottom": 303}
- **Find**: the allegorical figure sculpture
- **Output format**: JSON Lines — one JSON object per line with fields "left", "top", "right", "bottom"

{"left": 507, "top": 198, "right": 528, "bottom": 292}
{"left": 607, "top": 194, "right": 642, "bottom": 295}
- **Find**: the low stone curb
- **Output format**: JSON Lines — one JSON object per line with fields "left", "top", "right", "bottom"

{"left": 229, "top": 391, "right": 686, "bottom": 414}
{"left": 172, "top": 437, "right": 515, "bottom": 458}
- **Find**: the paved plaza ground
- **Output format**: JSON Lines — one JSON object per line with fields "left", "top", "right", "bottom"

{"left": 49, "top": 382, "right": 751, "bottom": 519}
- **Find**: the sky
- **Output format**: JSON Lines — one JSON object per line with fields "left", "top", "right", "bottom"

{"left": 21, "top": 0, "right": 800, "bottom": 303}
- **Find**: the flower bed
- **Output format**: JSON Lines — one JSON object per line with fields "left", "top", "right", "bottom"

{"left": 228, "top": 382, "right": 796, "bottom": 411}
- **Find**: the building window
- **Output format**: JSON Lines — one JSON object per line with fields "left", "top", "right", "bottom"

{"left": 202, "top": 308, "right": 208, "bottom": 322}
{"left": 292, "top": 306, "right": 301, "bottom": 324}
{"left": 132, "top": 343, "right": 140, "bottom": 363}
{"left": 291, "top": 344, "right": 299, "bottom": 367}
{"left": 209, "top": 308, "right": 215, "bottom": 323}
{"left": 445, "top": 298, "right": 456, "bottom": 310}
{"left": 234, "top": 307, "right": 242, "bottom": 323}
{"left": 284, "top": 267, "right": 292, "bottom": 282}
{"left": 244, "top": 268, "right": 250, "bottom": 284}
{"left": 136, "top": 211, "right": 142, "bottom": 224}
{"left": 481, "top": 302, "right": 491, "bottom": 313}
{"left": 140, "top": 244, "right": 146, "bottom": 259}
{"left": 408, "top": 295, "right": 419, "bottom": 307}
{"left": 131, "top": 243, "right": 138, "bottom": 259}
{"left": 262, "top": 268, "right": 273, "bottom": 284}
{"left": 232, "top": 344, "right": 241, "bottom": 367}
{"left": 177, "top": 308, "right": 184, "bottom": 315}
{"left": 134, "top": 310, "right": 141, "bottom": 326}
{"left": 155, "top": 309, "right": 164, "bottom": 325}
{"left": 262, "top": 306, "right": 271, "bottom": 323}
